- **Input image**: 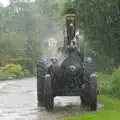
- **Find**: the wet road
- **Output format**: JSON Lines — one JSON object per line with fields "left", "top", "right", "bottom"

{"left": 0, "top": 77, "right": 104, "bottom": 120}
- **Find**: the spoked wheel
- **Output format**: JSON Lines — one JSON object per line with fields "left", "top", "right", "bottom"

{"left": 44, "top": 74, "right": 54, "bottom": 111}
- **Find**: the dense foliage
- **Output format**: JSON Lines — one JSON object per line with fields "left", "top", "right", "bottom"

{"left": 0, "top": 0, "right": 64, "bottom": 79}
{"left": 0, "top": 64, "right": 29, "bottom": 79}
{"left": 64, "top": 0, "right": 120, "bottom": 72}
{"left": 97, "top": 66, "right": 120, "bottom": 99}
{"left": 63, "top": 0, "right": 120, "bottom": 100}
{"left": 1, "top": 0, "right": 120, "bottom": 78}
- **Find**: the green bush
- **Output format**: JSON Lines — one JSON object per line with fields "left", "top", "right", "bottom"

{"left": 2, "top": 64, "right": 24, "bottom": 77}
{"left": 23, "top": 69, "right": 31, "bottom": 76}
{"left": 97, "top": 72, "right": 112, "bottom": 95}
{"left": 109, "top": 67, "right": 120, "bottom": 99}
{"left": 0, "top": 70, "right": 16, "bottom": 78}
{"left": 0, "top": 64, "right": 31, "bottom": 79}
{"left": 97, "top": 66, "right": 120, "bottom": 99}
{"left": 13, "top": 57, "right": 35, "bottom": 74}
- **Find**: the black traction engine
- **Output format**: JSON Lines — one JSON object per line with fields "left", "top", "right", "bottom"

{"left": 37, "top": 8, "right": 98, "bottom": 111}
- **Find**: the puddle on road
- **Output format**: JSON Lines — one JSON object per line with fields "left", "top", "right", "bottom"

{"left": 0, "top": 81, "right": 14, "bottom": 90}
{"left": 0, "top": 96, "right": 90, "bottom": 120}
{"left": 0, "top": 78, "right": 104, "bottom": 120}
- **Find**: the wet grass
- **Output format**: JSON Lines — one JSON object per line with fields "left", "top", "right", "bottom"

{"left": 63, "top": 95, "right": 120, "bottom": 120}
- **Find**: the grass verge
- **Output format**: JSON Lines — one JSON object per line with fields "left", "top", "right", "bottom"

{"left": 63, "top": 95, "right": 120, "bottom": 120}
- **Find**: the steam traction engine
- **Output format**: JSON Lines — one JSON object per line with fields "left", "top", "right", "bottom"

{"left": 37, "top": 8, "right": 98, "bottom": 111}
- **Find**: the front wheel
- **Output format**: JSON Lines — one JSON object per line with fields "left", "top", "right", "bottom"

{"left": 44, "top": 74, "right": 54, "bottom": 111}
{"left": 80, "top": 96, "right": 89, "bottom": 107}
{"left": 89, "top": 73, "right": 97, "bottom": 111}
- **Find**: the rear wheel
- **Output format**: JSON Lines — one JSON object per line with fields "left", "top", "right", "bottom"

{"left": 83, "top": 57, "right": 97, "bottom": 110}
{"left": 37, "top": 59, "right": 45, "bottom": 107}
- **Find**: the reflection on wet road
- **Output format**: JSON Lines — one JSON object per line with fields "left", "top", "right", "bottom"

{"left": 0, "top": 77, "right": 103, "bottom": 120}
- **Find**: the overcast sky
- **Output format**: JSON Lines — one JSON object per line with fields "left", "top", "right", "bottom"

{"left": 0, "top": 0, "right": 9, "bottom": 6}
{"left": 0, "top": 0, "right": 35, "bottom": 7}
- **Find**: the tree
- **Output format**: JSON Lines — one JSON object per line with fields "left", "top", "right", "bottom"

{"left": 0, "top": 0, "right": 65, "bottom": 68}
{"left": 64, "top": 0, "right": 120, "bottom": 71}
